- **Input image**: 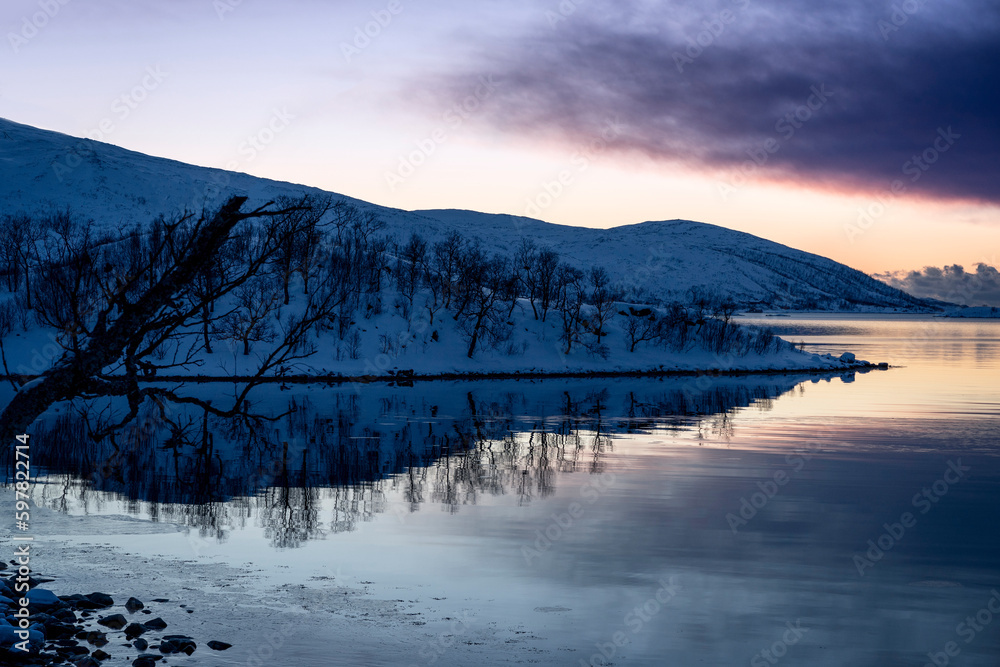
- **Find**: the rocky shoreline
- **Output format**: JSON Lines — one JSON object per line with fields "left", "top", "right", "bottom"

{"left": 0, "top": 563, "right": 232, "bottom": 666}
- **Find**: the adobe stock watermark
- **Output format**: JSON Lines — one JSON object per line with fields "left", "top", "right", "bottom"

{"left": 51, "top": 66, "right": 169, "bottom": 182}
{"left": 717, "top": 84, "right": 833, "bottom": 201}
{"left": 340, "top": 0, "right": 404, "bottom": 63}
{"left": 852, "top": 459, "right": 970, "bottom": 576}
{"left": 725, "top": 441, "right": 820, "bottom": 533}
{"left": 543, "top": 0, "right": 585, "bottom": 29}
{"left": 521, "top": 116, "right": 625, "bottom": 222}
{"left": 923, "top": 590, "right": 1000, "bottom": 667}
{"left": 232, "top": 108, "right": 295, "bottom": 163}
{"left": 844, "top": 126, "right": 960, "bottom": 243}
{"left": 241, "top": 565, "right": 345, "bottom": 667}
{"left": 672, "top": 0, "right": 751, "bottom": 73}
{"left": 189, "top": 108, "right": 295, "bottom": 211}
{"left": 384, "top": 74, "right": 500, "bottom": 192}
{"left": 877, "top": 0, "right": 932, "bottom": 41}
{"left": 8, "top": 0, "right": 72, "bottom": 53}
{"left": 409, "top": 610, "right": 477, "bottom": 666}
{"left": 213, "top": 0, "right": 243, "bottom": 21}
{"left": 750, "top": 620, "right": 809, "bottom": 666}
{"left": 579, "top": 576, "right": 680, "bottom": 667}
{"left": 521, "top": 471, "right": 616, "bottom": 565}
{"left": 14, "top": 331, "right": 66, "bottom": 378}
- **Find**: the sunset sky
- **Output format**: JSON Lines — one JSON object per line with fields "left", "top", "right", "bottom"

{"left": 3, "top": 0, "right": 998, "bottom": 277}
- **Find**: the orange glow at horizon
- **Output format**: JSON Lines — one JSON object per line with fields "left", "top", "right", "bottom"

{"left": 211, "top": 133, "right": 1000, "bottom": 276}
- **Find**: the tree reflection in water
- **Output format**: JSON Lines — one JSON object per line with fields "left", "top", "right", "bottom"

{"left": 4, "top": 375, "right": 824, "bottom": 548}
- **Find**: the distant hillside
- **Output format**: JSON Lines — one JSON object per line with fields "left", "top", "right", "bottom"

{"left": 0, "top": 117, "right": 930, "bottom": 311}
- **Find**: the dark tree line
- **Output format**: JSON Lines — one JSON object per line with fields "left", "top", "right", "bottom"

{"left": 388, "top": 231, "right": 637, "bottom": 358}
{"left": 384, "top": 231, "right": 781, "bottom": 360}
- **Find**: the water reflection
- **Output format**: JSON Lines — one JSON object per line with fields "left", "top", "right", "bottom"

{"left": 3, "top": 374, "right": 839, "bottom": 548}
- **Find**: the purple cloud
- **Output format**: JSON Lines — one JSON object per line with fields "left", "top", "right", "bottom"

{"left": 415, "top": 0, "right": 1000, "bottom": 204}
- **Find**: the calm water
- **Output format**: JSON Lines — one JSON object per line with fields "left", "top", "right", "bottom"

{"left": 5, "top": 314, "right": 1000, "bottom": 666}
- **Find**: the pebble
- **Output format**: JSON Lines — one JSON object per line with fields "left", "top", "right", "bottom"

{"left": 161, "top": 634, "right": 196, "bottom": 655}
{"left": 0, "top": 572, "right": 233, "bottom": 665}
{"left": 85, "top": 630, "right": 108, "bottom": 646}
{"left": 97, "top": 614, "right": 128, "bottom": 630}
{"left": 125, "top": 623, "right": 147, "bottom": 639}
{"left": 142, "top": 618, "right": 167, "bottom": 631}
{"left": 85, "top": 593, "right": 115, "bottom": 608}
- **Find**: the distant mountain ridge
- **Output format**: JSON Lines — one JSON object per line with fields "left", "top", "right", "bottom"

{"left": 0, "top": 117, "right": 931, "bottom": 310}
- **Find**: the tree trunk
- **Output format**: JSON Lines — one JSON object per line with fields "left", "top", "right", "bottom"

{"left": 23, "top": 266, "right": 32, "bottom": 311}
{"left": 202, "top": 302, "right": 212, "bottom": 353}
{"left": 467, "top": 312, "right": 486, "bottom": 358}
{"left": 0, "top": 197, "right": 250, "bottom": 439}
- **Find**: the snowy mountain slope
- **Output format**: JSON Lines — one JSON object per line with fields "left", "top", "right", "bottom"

{"left": 0, "top": 117, "right": 927, "bottom": 310}
{"left": 414, "top": 210, "right": 930, "bottom": 309}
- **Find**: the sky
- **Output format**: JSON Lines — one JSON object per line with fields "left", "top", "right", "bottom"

{"left": 2, "top": 0, "right": 999, "bottom": 277}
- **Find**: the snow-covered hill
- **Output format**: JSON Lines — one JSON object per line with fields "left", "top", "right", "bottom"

{"left": 0, "top": 117, "right": 929, "bottom": 311}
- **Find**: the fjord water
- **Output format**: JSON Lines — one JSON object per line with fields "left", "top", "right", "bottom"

{"left": 9, "top": 314, "right": 1000, "bottom": 665}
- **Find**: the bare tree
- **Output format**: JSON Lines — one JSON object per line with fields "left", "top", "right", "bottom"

{"left": 0, "top": 213, "right": 45, "bottom": 307}
{"left": 502, "top": 253, "right": 522, "bottom": 320}
{"left": 326, "top": 202, "right": 387, "bottom": 315}
{"left": 31, "top": 217, "right": 110, "bottom": 354}
{"left": 190, "top": 220, "right": 249, "bottom": 354}
{"left": 515, "top": 239, "right": 539, "bottom": 319}
{"left": 423, "top": 261, "right": 446, "bottom": 326}
{"left": 451, "top": 241, "right": 486, "bottom": 322}
{"left": 268, "top": 195, "right": 333, "bottom": 305}
{"left": 619, "top": 307, "right": 661, "bottom": 352}
{"left": 654, "top": 302, "right": 691, "bottom": 351}
{"left": 555, "top": 265, "right": 585, "bottom": 355}
{"left": 535, "top": 248, "right": 560, "bottom": 322}
{"left": 394, "top": 233, "right": 427, "bottom": 319}
{"left": 216, "top": 275, "right": 281, "bottom": 355}
{"left": 314, "top": 203, "right": 389, "bottom": 332}
{"left": 431, "top": 231, "right": 465, "bottom": 309}
{"left": 587, "top": 267, "right": 620, "bottom": 347}
{"left": 0, "top": 214, "right": 29, "bottom": 293}
{"left": 707, "top": 299, "right": 739, "bottom": 354}
{"left": 0, "top": 197, "right": 332, "bottom": 438}
{"left": 457, "top": 254, "right": 513, "bottom": 358}
{"left": 0, "top": 302, "right": 15, "bottom": 388}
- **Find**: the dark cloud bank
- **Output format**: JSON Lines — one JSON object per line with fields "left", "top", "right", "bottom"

{"left": 876, "top": 264, "right": 1000, "bottom": 306}
{"left": 428, "top": 0, "right": 1000, "bottom": 204}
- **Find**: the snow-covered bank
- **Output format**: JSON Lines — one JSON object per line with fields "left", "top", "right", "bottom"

{"left": 0, "top": 293, "right": 881, "bottom": 382}
{"left": 0, "top": 195, "right": 888, "bottom": 396}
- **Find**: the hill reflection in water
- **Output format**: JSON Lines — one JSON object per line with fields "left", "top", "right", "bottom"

{"left": 11, "top": 374, "right": 843, "bottom": 548}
